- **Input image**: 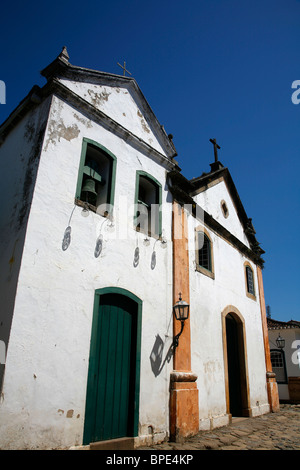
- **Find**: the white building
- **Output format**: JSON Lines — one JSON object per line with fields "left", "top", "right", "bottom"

{"left": 268, "top": 318, "right": 300, "bottom": 403}
{"left": 0, "top": 48, "right": 279, "bottom": 449}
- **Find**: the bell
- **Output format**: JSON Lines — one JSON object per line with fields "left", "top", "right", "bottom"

{"left": 81, "top": 178, "right": 97, "bottom": 196}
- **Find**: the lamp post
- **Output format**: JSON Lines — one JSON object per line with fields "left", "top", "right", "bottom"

{"left": 172, "top": 293, "right": 189, "bottom": 349}
{"left": 276, "top": 333, "right": 285, "bottom": 349}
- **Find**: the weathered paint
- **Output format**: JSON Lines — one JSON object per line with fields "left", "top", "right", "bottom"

{"left": 0, "top": 92, "right": 174, "bottom": 449}
{"left": 58, "top": 79, "right": 166, "bottom": 155}
{"left": 170, "top": 202, "right": 199, "bottom": 441}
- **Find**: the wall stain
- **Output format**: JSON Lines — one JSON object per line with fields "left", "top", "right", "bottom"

{"left": 87, "top": 89, "right": 111, "bottom": 108}
{"left": 24, "top": 123, "right": 35, "bottom": 142}
{"left": 73, "top": 112, "right": 92, "bottom": 128}
{"left": 66, "top": 409, "right": 74, "bottom": 418}
{"left": 18, "top": 125, "right": 46, "bottom": 230}
{"left": 44, "top": 120, "right": 80, "bottom": 150}
{"left": 137, "top": 110, "right": 150, "bottom": 134}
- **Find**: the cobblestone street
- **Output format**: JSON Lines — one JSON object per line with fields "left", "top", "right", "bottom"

{"left": 138, "top": 405, "right": 300, "bottom": 451}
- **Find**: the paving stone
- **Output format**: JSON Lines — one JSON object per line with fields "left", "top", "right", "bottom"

{"left": 136, "top": 404, "right": 300, "bottom": 451}
{"left": 202, "top": 439, "right": 221, "bottom": 450}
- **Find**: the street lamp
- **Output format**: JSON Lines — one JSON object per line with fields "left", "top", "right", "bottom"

{"left": 276, "top": 333, "right": 285, "bottom": 349}
{"left": 172, "top": 293, "right": 189, "bottom": 349}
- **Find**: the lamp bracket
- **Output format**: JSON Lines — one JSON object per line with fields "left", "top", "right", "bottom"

{"left": 172, "top": 320, "right": 185, "bottom": 349}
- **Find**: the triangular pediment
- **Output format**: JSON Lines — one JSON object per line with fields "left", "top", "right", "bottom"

{"left": 190, "top": 166, "right": 261, "bottom": 251}
{"left": 40, "top": 49, "right": 177, "bottom": 160}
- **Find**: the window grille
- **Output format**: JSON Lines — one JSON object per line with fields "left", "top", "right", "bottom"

{"left": 270, "top": 350, "right": 287, "bottom": 383}
{"left": 246, "top": 266, "right": 255, "bottom": 295}
{"left": 198, "top": 234, "right": 212, "bottom": 271}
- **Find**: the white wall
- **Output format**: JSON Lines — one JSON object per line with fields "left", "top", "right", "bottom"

{"left": 188, "top": 184, "right": 269, "bottom": 428}
{"left": 268, "top": 328, "right": 300, "bottom": 400}
{"left": 194, "top": 179, "right": 250, "bottom": 247}
{"left": 0, "top": 95, "right": 174, "bottom": 449}
{"left": 0, "top": 98, "right": 51, "bottom": 390}
{"left": 58, "top": 78, "right": 167, "bottom": 155}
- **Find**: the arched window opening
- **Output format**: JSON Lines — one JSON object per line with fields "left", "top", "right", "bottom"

{"left": 76, "top": 138, "right": 116, "bottom": 216}
{"left": 198, "top": 234, "right": 212, "bottom": 271}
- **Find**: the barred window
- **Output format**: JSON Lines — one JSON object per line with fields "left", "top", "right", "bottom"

{"left": 246, "top": 265, "right": 255, "bottom": 296}
{"left": 270, "top": 350, "right": 287, "bottom": 383}
{"left": 198, "top": 234, "right": 212, "bottom": 272}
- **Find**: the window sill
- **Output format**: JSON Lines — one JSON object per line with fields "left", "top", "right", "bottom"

{"left": 75, "top": 198, "right": 111, "bottom": 218}
{"left": 195, "top": 264, "right": 215, "bottom": 279}
{"left": 246, "top": 291, "right": 257, "bottom": 301}
{"left": 134, "top": 225, "right": 162, "bottom": 241}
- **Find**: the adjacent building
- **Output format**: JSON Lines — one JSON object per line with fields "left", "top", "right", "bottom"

{"left": 268, "top": 318, "right": 300, "bottom": 403}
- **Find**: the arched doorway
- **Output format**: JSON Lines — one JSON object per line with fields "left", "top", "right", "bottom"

{"left": 222, "top": 306, "right": 250, "bottom": 418}
{"left": 83, "top": 288, "right": 142, "bottom": 444}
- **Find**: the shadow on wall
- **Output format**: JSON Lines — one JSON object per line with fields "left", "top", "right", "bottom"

{"left": 150, "top": 334, "right": 174, "bottom": 377}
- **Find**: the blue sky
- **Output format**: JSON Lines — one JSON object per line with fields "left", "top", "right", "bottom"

{"left": 0, "top": 0, "right": 299, "bottom": 322}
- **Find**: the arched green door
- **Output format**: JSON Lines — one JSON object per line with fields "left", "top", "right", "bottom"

{"left": 83, "top": 289, "right": 142, "bottom": 444}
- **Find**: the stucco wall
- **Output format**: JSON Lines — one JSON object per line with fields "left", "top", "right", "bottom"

{"left": 194, "top": 179, "right": 250, "bottom": 247}
{"left": 188, "top": 185, "right": 269, "bottom": 428}
{"left": 0, "top": 95, "right": 174, "bottom": 449}
{"left": 0, "top": 98, "right": 50, "bottom": 390}
{"left": 58, "top": 78, "right": 167, "bottom": 155}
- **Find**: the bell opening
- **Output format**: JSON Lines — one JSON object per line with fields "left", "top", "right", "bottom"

{"left": 81, "top": 177, "right": 98, "bottom": 206}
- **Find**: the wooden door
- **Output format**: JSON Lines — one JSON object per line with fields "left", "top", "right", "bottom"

{"left": 84, "top": 293, "right": 138, "bottom": 443}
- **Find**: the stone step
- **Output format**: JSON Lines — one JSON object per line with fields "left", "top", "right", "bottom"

{"left": 89, "top": 437, "right": 134, "bottom": 450}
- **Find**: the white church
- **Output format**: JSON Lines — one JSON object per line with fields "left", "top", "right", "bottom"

{"left": 0, "top": 48, "right": 279, "bottom": 449}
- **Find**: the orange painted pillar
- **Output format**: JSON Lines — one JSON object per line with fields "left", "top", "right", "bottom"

{"left": 170, "top": 201, "right": 199, "bottom": 441}
{"left": 257, "top": 266, "right": 280, "bottom": 412}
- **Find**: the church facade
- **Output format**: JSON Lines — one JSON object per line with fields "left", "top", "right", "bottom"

{"left": 0, "top": 48, "right": 279, "bottom": 449}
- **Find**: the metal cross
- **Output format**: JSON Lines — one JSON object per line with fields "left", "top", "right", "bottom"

{"left": 117, "top": 61, "right": 132, "bottom": 77}
{"left": 209, "top": 138, "right": 221, "bottom": 163}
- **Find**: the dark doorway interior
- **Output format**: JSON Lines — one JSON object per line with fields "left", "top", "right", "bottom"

{"left": 226, "top": 314, "right": 243, "bottom": 416}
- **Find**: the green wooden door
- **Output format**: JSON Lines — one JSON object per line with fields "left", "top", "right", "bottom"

{"left": 84, "top": 293, "right": 139, "bottom": 443}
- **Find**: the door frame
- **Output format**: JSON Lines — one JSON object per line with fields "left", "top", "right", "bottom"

{"left": 83, "top": 287, "right": 142, "bottom": 445}
{"left": 221, "top": 305, "right": 251, "bottom": 417}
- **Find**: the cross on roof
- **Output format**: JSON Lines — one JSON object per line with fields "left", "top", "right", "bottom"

{"left": 209, "top": 138, "right": 221, "bottom": 163}
{"left": 117, "top": 61, "right": 132, "bottom": 77}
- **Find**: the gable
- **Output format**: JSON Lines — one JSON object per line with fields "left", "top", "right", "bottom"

{"left": 192, "top": 177, "right": 250, "bottom": 247}
{"left": 39, "top": 48, "right": 177, "bottom": 161}
{"left": 57, "top": 78, "right": 167, "bottom": 155}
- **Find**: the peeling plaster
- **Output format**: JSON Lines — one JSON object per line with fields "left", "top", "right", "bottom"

{"left": 44, "top": 120, "right": 80, "bottom": 151}
{"left": 73, "top": 113, "right": 92, "bottom": 128}
{"left": 137, "top": 110, "right": 150, "bottom": 134}
{"left": 87, "top": 88, "right": 111, "bottom": 108}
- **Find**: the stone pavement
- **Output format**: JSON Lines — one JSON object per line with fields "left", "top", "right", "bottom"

{"left": 138, "top": 404, "right": 300, "bottom": 450}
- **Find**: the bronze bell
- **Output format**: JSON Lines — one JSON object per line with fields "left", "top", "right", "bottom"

{"left": 81, "top": 178, "right": 97, "bottom": 196}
